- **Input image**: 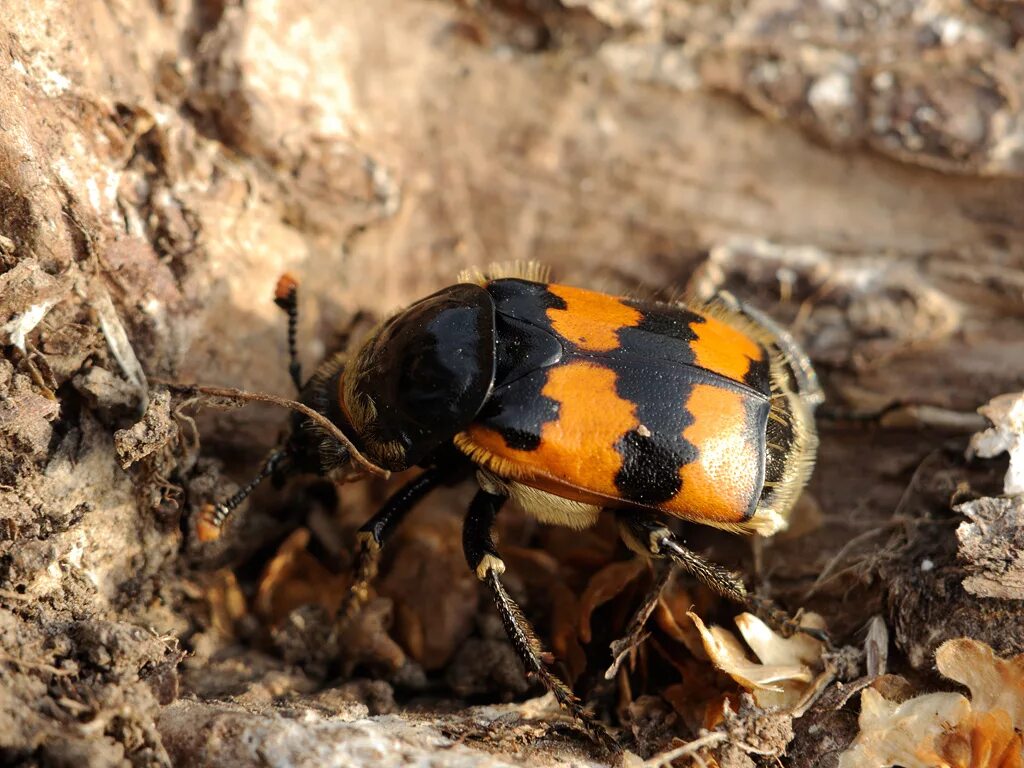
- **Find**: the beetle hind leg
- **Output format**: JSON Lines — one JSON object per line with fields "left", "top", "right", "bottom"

{"left": 617, "top": 513, "right": 747, "bottom": 601}
{"left": 604, "top": 561, "right": 673, "bottom": 679}
{"left": 742, "top": 593, "right": 828, "bottom": 642}
{"left": 464, "top": 490, "right": 619, "bottom": 753}
{"left": 615, "top": 511, "right": 824, "bottom": 642}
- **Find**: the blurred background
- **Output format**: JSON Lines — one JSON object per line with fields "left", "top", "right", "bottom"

{"left": 2, "top": 1, "right": 1023, "bottom": 766}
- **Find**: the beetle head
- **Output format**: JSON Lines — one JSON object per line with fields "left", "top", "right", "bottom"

{"left": 333, "top": 282, "right": 496, "bottom": 472}
{"left": 196, "top": 282, "right": 497, "bottom": 542}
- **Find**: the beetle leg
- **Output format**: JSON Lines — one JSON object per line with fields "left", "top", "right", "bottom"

{"left": 742, "top": 593, "right": 830, "bottom": 642}
{"left": 616, "top": 512, "right": 828, "bottom": 642}
{"left": 604, "top": 561, "right": 673, "bottom": 680}
{"left": 617, "top": 512, "right": 747, "bottom": 602}
{"left": 336, "top": 467, "right": 447, "bottom": 627}
{"left": 464, "top": 490, "right": 620, "bottom": 753}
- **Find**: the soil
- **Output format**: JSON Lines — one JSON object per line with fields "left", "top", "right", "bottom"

{"left": 2, "top": 1, "right": 1023, "bottom": 766}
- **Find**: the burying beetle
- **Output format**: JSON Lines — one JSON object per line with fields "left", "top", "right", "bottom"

{"left": 195, "top": 263, "right": 823, "bottom": 751}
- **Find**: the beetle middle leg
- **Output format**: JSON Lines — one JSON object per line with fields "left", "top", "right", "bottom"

{"left": 615, "top": 511, "right": 825, "bottom": 641}
{"left": 463, "top": 490, "right": 619, "bottom": 753}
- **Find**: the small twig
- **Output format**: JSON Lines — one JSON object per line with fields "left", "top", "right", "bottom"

{"left": 159, "top": 382, "right": 388, "bottom": 479}
{"left": 736, "top": 741, "right": 782, "bottom": 757}
{"left": 803, "top": 518, "right": 904, "bottom": 598}
{"left": 832, "top": 675, "right": 880, "bottom": 710}
{"left": 606, "top": 630, "right": 651, "bottom": 680}
{"left": 642, "top": 732, "right": 728, "bottom": 768}
{"left": 57, "top": 697, "right": 92, "bottom": 715}
{"left": 787, "top": 667, "right": 836, "bottom": 718}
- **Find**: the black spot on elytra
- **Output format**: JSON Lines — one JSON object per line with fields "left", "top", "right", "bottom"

{"left": 610, "top": 348, "right": 700, "bottom": 504}
{"left": 613, "top": 429, "right": 689, "bottom": 504}
{"left": 742, "top": 354, "right": 772, "bottom": 397}
{"left": 623, "top": 299, "right": 705, "bottom": 347}
{"left": 622, "top": 298, "right": 770, "bottom": 394}
{"left": 477, "top": 369, "right": 559, "bottom": 451}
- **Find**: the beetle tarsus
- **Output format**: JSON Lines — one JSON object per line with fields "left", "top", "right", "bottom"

{"left": 465, "top": 490, "right": 620, "bottom": 754}
{"left": 196, "top": 449, "right": 287, "bottom": 542}
{"left": 744, "top": 593, "right": 832, "bottom": 645}
{"left": 616, "top": 512, "right": 825, "bottom": 643}
{"left": 610, "top": 511, "right": 777, "bottom": 671}
{"left": 617, "top": 512, "right": 746, "bottom": 602}
{"left": 657, "top": 535, "right": 747, "bottom": 603}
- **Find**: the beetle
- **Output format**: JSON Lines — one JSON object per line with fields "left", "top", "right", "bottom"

{"left": 197, "top": 262, "right": 823, "bottom": 749}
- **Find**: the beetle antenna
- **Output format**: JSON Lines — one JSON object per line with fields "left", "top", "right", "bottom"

{"left": 197, "top": 449, "right": 289, "bottom": 542}
{"left": 156, "top": 382, "right": 387, "bottom": 478}
{"left": 274, "top": 273, "right": 303, "bottom": 392}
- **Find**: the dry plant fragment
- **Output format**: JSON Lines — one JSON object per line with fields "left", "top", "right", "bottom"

{"left": 205, "top": 570, "right": 248, "bottom": 640}
{"left": 256, "top": 528, "right": 350, "bottom": 625}
{"left": 839, "top": 639, "right": 1024, "bottom": 768}
{"left": 578, "top": 559, "right": 647, "bottom": 644}
{"left": 840, "top": 689, "right": 973, "bottom": 768}
{"left": 687, "top": 611, "right": 827, "bottom": 710}
{"left": 955, "top": 496, "right": 1024, "bottom": 600}
{"left": 114, "top": 390, "right": 176, "bottom": 469}
{"left": 968, "top": 392, "right": 1024, "bottom": 495}
{"left": 936, "top": 639, "right": 1024, "bottom": 730}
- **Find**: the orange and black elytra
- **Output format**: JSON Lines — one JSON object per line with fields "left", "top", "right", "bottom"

{"left": 197, "top": 262, "right": 823, "bottom": 751}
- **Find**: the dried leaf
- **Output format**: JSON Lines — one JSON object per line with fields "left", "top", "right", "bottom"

{"left": 933, "top": 709, "right": 1024, "bottom": 768}
{"left": 841, "top": 639, "right": 1024, "bottom": 768}
{"left": 205, "top": 570, "right": 248, "bottom": 639}
{"left": 840, "top": 689, "right": 972, "bottom": 768}
{"left": 577, "top": 559, "right": 647, "bottom": 644}
{"left": 687, "top": 611, "right": 825, "bottom": 709}
{"left": 733, "top": 612, "right": 825, "bottom": 669}
{"left": 936, "top": 639, "right": 1024, "bottom": 730}
{"left": 653, "top": 579, "right": 706, "bottom": 659}
{"left": 256, "top": 528, "right": 349, "bottom": 625}
{"left": 378, "top": 512, "right": 477, "bottom": 670}
{"left": 504, "top": 547, "right": 587, "bottom": 683}
{"left": 337, "top": 597, "right": 408, "bottom": 674}
{"left": 968, "top": 392, "right": 1024, "bottom": 495}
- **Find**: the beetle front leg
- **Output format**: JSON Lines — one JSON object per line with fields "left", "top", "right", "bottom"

{"left": 464, "top": 490, "right": 620, "bottom": 754}
{"left": 336, "top": 467, "right": 447, "bottom": 627}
